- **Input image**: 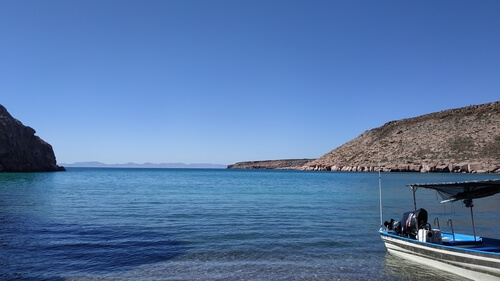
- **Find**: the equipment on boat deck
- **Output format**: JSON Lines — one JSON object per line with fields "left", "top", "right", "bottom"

{"left": 417, "top": 228, "right": 442, "bottom": 244}
{"left": 401, "top": 208, "right": 428, "bottom": 239}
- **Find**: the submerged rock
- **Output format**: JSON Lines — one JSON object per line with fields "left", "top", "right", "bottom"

{"left": 0, "top": 105, "right": 65, "bottom": 172}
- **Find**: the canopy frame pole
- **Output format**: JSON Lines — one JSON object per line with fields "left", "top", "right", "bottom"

{"left": 464, "top": 198, "right": 477, "bottom": 242}
{"left": 471, "top": 206, "right": 477, "bottom": 241}
{"left": 411, "top": 186, "right": 418, "bottom": 211}
{"left": 378, "top": 148, "right": 383, "bottom": 227}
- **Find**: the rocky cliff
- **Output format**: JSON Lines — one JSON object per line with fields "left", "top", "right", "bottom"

{"left": 302, "top": 102, "right": 500, "bottom": 173}
{"left": 0, "top": 105, "right": 65, "bottom": 172}
{"left": 228, "top": 159, "right": 315, "bottom": 170}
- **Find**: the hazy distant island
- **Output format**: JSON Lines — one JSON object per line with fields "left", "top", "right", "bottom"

{"left": 229, "top": 102, "right": 500, "bottom": 173}
{"left": 62, "top": 161, "right": 226, "bottom": 169}
{"left": 0, "top": 104, "right": 65, "bottom": 172}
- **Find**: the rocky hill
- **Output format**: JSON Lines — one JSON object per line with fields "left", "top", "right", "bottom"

{"left": 228, "top": 159, "right": 315, "bottom": 170}
{"left": 0, "top": 105, "right": 65, "bottom": 172}
{"left": 302, "top": 102, "right": 500, "bottom": 173}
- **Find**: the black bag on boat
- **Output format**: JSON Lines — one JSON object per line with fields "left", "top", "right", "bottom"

{"left": 392, "top": 220, "right": 401, "bottom": 235}
{"left": 384, "top": 219, "right": 402, "bottom": 235}
{"left": 401, "top": 208, "right": 427, "bottom": 239}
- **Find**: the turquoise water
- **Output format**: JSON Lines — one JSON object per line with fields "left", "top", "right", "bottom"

{"left": 1, "top": 169, "right": 498, "bottom": 280}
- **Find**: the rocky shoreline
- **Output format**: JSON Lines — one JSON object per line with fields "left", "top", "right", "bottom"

{"left": 301, "top": 161, "right": 498, "bottom": 173}
{"left": 228, "top": 160, "right": 498, "bottom": 174}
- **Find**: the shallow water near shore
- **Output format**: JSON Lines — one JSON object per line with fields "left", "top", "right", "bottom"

{"left": 1, "top": 168, "right": 498, "bottom": 280}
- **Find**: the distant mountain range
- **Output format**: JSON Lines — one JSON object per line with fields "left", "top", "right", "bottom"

{"left": 61, "top": 161, "right": 226, "bottom": 169}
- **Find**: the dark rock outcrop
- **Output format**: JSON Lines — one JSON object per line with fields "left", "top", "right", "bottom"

{"left": 302, "top": 102, "right": 500, "bottom": 173}
{"left": 228, "top": 159, "right": 315, "bottom": 170}
{"left": 0, "top": 105, "right": 65, "bottom": 172}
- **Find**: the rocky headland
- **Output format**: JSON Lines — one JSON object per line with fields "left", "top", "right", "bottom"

{"left": 302, "top": 102, "right": 500, "bottom": 173}
{"left": 228, "top": 159, "right": 315, "bottom": 170}
{"left": 0, "top": 105, "right": 65, "bottom": 172}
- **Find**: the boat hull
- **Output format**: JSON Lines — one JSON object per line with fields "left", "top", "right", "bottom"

{"left": 380, "top": 231, "right": 500, "bottom": 281}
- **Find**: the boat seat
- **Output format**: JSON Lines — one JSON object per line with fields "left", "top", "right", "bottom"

{"left": 442, "top": 240, "right": 483, "bottom": 247}
{"left": 471, "top": 246, "right": 500, "bottom": 253}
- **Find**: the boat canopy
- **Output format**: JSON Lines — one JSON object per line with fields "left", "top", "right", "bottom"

{"left": 408, "top": 179, "right": 500, "bottom": 203}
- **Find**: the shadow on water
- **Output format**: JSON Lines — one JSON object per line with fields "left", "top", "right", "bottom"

{"left": 0, "top": 172, "right": 188, "bottom": 280}
{"left": 0, "top": 215, "right": 188, "bottom": 280}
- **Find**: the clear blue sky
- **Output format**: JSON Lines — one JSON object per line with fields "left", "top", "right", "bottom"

{"left": 1, "top": 1, "right": 499, "bottom": 165}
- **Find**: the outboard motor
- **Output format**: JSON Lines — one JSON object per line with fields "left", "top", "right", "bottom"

{"left": 401, "top": 208, "right": 428, "bottom": 239}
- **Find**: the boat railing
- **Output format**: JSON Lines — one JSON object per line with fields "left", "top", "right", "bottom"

{"left": 434, "top": 217, "right": 440, "bottom": 230}
{"left": 447, "top": 219, "right": 455, "bottom": 241}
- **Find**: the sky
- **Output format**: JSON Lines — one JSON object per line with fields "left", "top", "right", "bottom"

{"left": 1, "top": 1, "right": 499, "bottom": 165}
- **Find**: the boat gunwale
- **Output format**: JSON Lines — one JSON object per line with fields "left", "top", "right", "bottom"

{"left": 379, "top": 230, "right": 500, "bottom": 258}
{"left": 381, "top": 231, "right": 500, "bottom": 280}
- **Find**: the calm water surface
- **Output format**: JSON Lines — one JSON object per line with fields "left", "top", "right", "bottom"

{"left": 1, "top": 169, "right": 498, "bottom": 280}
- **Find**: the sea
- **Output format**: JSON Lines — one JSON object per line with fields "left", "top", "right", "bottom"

{"left": 1, "top": 168, "right": 499, "bottom": 281}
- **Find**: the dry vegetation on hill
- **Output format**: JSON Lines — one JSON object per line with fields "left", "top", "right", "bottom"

{"left": 302, "top": 102, "right": 500, "bottom": 173}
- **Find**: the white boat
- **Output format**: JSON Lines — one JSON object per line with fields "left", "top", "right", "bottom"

{"left": 379, "top": 179, "right": 500, "bottom": 280}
